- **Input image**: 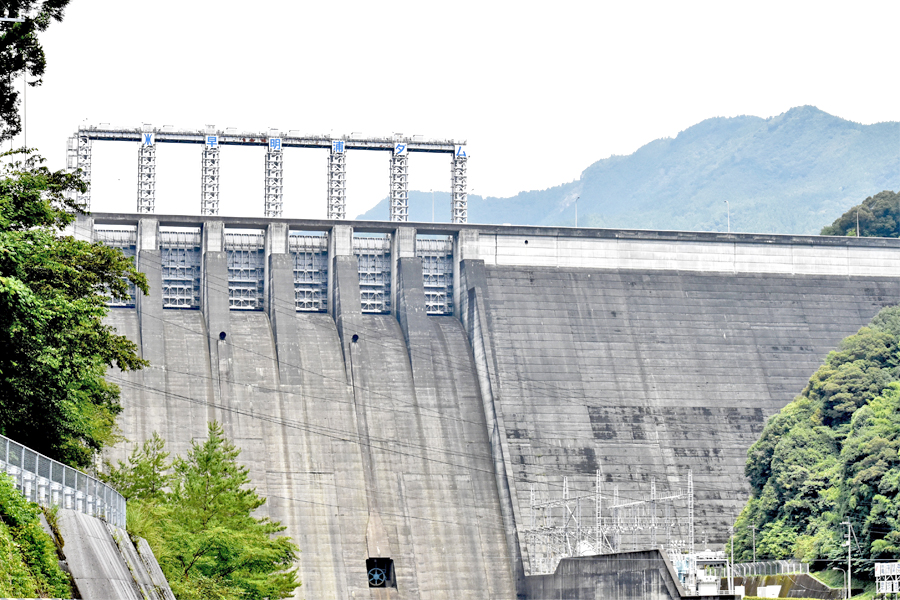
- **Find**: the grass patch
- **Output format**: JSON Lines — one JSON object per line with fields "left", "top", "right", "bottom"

{"left": 809, "top": 568, "right": 844, "bottom": 588}
{"left": 41, "top": 504, "right": 63, "bottom": 551}
{"left": 0, "top": 473, "right": 72, "bottom": 598}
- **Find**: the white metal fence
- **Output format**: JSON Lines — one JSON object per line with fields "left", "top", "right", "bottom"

{"left": 0, "top": 434, "right": 126, "bottom": 528}
{"left": 709, "top": 559, "right": 808, "bottom": 578}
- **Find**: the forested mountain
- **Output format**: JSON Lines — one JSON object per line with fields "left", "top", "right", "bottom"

{"left": 731, "top": 306, "right": 900, "bottom": 574}
{"left": 358, "top": 106, "right": 899, "bottom": 235}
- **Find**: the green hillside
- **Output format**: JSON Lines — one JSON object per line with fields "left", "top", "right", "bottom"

{"left": 732, "top": 306, "right": 900, "bottom": 577}
{"left": 358, "top": 106, "right": 899, "bottom": 234}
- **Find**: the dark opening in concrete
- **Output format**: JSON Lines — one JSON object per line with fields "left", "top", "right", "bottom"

{"left": 366, "top": 557, "right": 394, "bottom": 588}
{"left": 352, "top": 334, "right": 359, "bottom": 343}
{"left": 219, "top": 331, "right": 227, "bottom": 340}
{"left": 524, "top": 239, "right": 529, "bottom": 244}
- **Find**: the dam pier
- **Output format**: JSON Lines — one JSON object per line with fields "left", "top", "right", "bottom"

{"left": 84, "top": 213, "right": 900, "bottom": 598}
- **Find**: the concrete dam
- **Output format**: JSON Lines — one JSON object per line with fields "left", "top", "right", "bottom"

{"left": 85, "top": 214, "right": 900, "bottom": 599}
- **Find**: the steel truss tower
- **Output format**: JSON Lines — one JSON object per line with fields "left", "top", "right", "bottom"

{"left": 389, "top": 143, "right": 409, "bottom": 221}
{"left": 328, "top": 140, "right": 347, "bottom": 220}
{"left": 67, "top": 135, "right": 92, "bottom": 211}
{"left": 450, "top": 146, "right": 467, "bottom": 223}
{"left": 201, "top": 134, "right": 220, "bottom": 215}
{"left": 264, "top": 137, "right": 283, "bottom": 218}
{"left": 137, "top": 133, "right": 156, "bottom": 213}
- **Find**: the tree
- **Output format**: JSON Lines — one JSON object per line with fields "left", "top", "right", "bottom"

{"left": 0, "top": 151, "right": 148, "bottom": 468}
{"left": 736, "top": 305, "right": 900, "bottom": 576}
{"left": 103, "top": 432, "right": 172, "bottom": 502}
{"left": 0, "top": 1, "right": 71, "bottom": 142}
{"left": 151, "top": 423, "right": 299, "bottom": 600}
{"left": 821, "top": 190, "right": 900, "bottom": 237}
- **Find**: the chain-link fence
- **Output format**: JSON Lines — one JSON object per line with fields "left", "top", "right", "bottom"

{"left": 708, "top": 559, "right": 808, "bottom": 578}
{"left": 0, "top": 434, "right": 125, "bottom": 528}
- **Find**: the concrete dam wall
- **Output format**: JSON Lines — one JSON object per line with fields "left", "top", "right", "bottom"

{"left": 86, "top": 215, "right": 900, "bottom": 599}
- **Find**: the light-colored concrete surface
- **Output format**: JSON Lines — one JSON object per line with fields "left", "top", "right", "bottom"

{"left": 54, "top": 509, "right": 174, "bottom": 600}
{"left": 477, "top": 233, "right": 900, "bottom": 276}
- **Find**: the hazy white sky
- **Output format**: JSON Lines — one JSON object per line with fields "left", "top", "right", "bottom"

{"left": 14, "top": 0, "right": 900, "bottom": 220}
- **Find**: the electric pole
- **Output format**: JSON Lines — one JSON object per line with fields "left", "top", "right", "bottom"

{"left": 841, "top": 521, "right": 851, "bottom": 599}
{"left": 729, "top": 523, "right": 735, "bottom": 594}
{"left": 750, "top": 525, "right": 756, "bottom": 563}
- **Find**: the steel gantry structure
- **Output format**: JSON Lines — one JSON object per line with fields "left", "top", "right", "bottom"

{"left": 524, "top": 469, "right": 695, "bottom": 576}
{"left": 66, "top": 125, "right": 468, "bottom": 222}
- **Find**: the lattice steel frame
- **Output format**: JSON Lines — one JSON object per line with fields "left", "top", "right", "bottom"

{"left": 225, "top": 233, "right": 266, "bottom": 310}
{"left": 70, "top": 126, "right": 469, "bottom": 221}
{"left": 328, "top": 140, "right": 347, "bottom": 219}
{"left": 450, "top": 147, "right": 467, "bottom": 223}
{"left": 389, "top": 145, "right": 409, "bottom": 221}
{"left": 137, "top": 137, "right": 156, "bottom": 213}
{"left": 290, "top": 235, "right": 329, "bottom": 312}
{"left": 354, "top": 236, "right": 392, "bottom": 313}
{"left": 94, "top": 228, "right": 137, "bottom": 307}
{"left": 201, "top": 137, "right": 220, "bottom": 215}
{"left": 264, "top": 138, "right": 283, "bottom": 217}
{"left": 66, "top": 135, "right": 92, "bottom": 210}
{"left": 160, "top": 230, "right": 202, "bottom": 308}
{"left": 416, "top": 237, "right": 453, "bottom": 314}
{"left": 525, "top": 469, "right": 695, "bottom": 575}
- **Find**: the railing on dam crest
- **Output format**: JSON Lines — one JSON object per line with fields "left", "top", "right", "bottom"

{"left": 0, "top": 433, "right": 126, "bottom": 528}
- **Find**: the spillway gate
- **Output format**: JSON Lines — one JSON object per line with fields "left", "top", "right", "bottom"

{"left": 91, "top": 218, "right": 457, "bottom": 317}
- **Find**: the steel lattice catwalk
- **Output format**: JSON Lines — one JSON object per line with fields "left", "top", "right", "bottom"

{"left": 389, "top": 142, "right": 409, "bottom": 221}
{"left": 66, "top": 135, "right": 92, "bottom": 211}
{"left": 137, "top": 133, "right": 156, "bottom": 213}
{"left": 201, "top": 135, "right": 220, "bottom": 216}
{"left": 451, "top": 148, "right": 468, "bottom": 223}
{"left": 264, "top": 137, "right": 283, "bottom": 218}
{"left": 327, "top": 140, "right": 347, "bottom": 220}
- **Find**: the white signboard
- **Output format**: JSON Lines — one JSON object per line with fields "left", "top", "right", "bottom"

{"left": 141, "top": 132, "right": 155, "bottom": 146}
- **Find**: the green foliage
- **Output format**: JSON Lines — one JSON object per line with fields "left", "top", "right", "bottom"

{"left": 821, "top": 191, "right": 900, "bottom": 237}
{"left": 0, "top": 151, "right": 148, "bottom": 468}
{"left": 103, "top": 432, "right": 171, "bottom": 502}
{"left": 0, "top": 473, "right": 71, "bottom": 597}
{"left": 110, "top": 423, "right": 300, "bottom": 600}
{"left": 0, "top": 1, "right": 71, "bottom": 142}
{"left": 737, "top": 306, "right": 900, "bottom": 576}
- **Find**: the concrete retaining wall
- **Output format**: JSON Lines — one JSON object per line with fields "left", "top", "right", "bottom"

{"left": 732, "top": 574, "right": 844, "bottom": 598}
{"left": 53, "top": 508, "right": 174, "bottom": 600}
{"left": 524, "top": 550, "right": 738, "bottom": 600}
